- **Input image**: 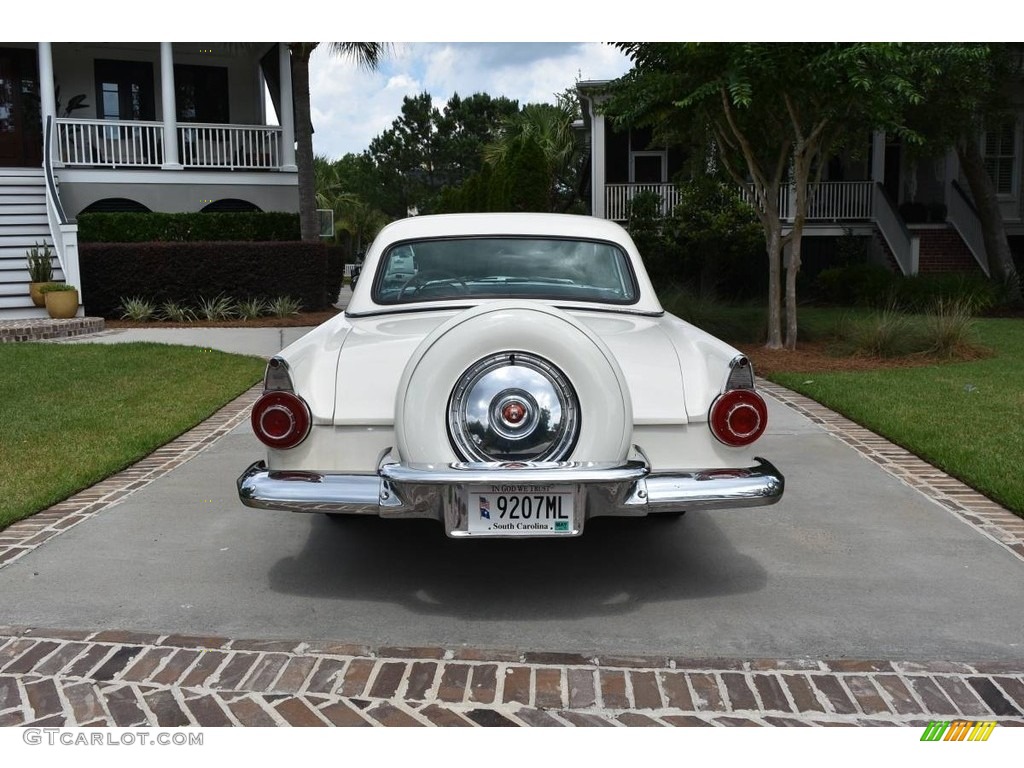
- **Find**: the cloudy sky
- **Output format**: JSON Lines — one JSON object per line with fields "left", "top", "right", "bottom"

{"left": 305, "top": 43, "right": 632, "bottom": 159}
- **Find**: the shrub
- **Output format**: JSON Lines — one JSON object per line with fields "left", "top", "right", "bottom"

{"left": 849, "top": 307, "right": 924, "bottom": 358}
{"left": 268, "top": 296, "right": 302, "bottom": 318}
{"left": 39, "top": 282, "right": 76, "bottom": 293}
{"left": 659, "top": 285, "right": 766, "bottom": 343}
{"left": 924, "top": 299, "right": 979, "bottom": 357}
{"left": 77, "top": 211, "right": 301, "bottom": 243}
{"left": 627, "top": 190, "right": 670, "bottom": 281}
{"left": 325, "top": 243, "right": 348, "bottom": 306}
{"left": 196, "top": 294, "right": 236, "bottom": 321}
{"left": 815, "top": 264, "right": 898, "bottom": 307}
{"left": 26, "top": 242, "right": 54, "bottom": 282}
{"left": 118, "top": 296, "right": 157, "bottom": 321}
{"left": 663, "top": 177, "right": 764, "bottom": 299}
{"left": 158, "top": 301, "right": 195, "bottom": 323}
{"left": 894, "top": 273, "right": 998, "bottom": 314}
{"left": 236, "top": 297, "right": 268, "bottom": 320}
{"left": 80, "top": 241, "right": 328, "bottom": 318}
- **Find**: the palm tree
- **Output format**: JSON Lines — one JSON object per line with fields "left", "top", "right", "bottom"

{"left": 290, "top": 43, "right": 388, "bottom": 241}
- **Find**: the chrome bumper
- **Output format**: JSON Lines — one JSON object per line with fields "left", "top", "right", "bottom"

{"left": 237, "top": 456, "right": 784, "bottom": 538}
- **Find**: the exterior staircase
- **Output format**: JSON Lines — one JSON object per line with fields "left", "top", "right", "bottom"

{"left": 0, "top": 168, "right": 62, "bottom": 320}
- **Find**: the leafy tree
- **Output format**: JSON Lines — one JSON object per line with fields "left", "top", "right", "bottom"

{"left": 666, "top": 176, "right": 764, "bottom": 297}
{"left": 290, "top": 43, "right": 387, "bottom": 242}
{"left": 313, "top": 153, "right": 388, "bottom": 254}
{"left": 605, "top": 43, "right": 923, "bottom": 349}
{"left": 367, "top": 92, "right": 520, "bottom": 217}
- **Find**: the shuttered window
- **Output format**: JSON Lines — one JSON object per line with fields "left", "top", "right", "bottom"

{"left": 983, "top": 118, "right": 1017, "bottom": 195}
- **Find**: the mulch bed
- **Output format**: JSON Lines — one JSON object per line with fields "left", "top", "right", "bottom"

{"left": 105, "top": 310, "right": 342, "bottom": 329}
{"left": 737, "top": 341, "right": 990, "bottom": 376}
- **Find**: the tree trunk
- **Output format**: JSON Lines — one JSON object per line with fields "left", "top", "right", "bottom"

{"left": 784, "top": 235, "right": 801, "bottom": 350}
{"left": 786, "top": 154, "right": 810, "bottom": 351}
{"left": 291, "top": 43, "right": 320, "bottom": 242}
{"left": 956, "top": 138, "right": 1022, "bottom": 303}
{"left": 765, "top": 219, "right": 784, "bottom": 350}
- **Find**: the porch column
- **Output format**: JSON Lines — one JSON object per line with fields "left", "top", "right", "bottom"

{"left": 160, "top": 42, "right": 182, "bottom": 170}
{"left": 870, "top": 130, "right": 886, "bottom": 183}
{"left": 37, "top": 43, "right": 57, "bottom": 165}
{"left": 278, "top": 43, "right": 297, "bottom": 172}
{"left": 589, "top": 98, "right": 606, "bottom": 218}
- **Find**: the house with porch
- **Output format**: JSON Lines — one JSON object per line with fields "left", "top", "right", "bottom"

{"left": 577, "top": 79, "right": 1024, "bottom": 279}
{"left": 0, "top": 42, "right": 300, "bottom": 319}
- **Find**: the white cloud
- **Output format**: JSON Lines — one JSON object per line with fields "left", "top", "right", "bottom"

{"left": 309, "top": 42, "right": 632, "bottom": 159}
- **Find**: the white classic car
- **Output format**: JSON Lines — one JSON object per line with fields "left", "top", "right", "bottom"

{"left": 237, "top": 213, "right": 784, "bottom": 537}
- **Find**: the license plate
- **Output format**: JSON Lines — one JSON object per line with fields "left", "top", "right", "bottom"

{"left": 467, "top": 486, "right": 575, "bottom": 534}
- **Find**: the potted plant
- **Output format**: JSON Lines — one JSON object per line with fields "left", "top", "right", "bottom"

{"left": 40, "top": 282, "right": 79, "bottom": 319}
{"left": 26, "top": 242, "right": 54, "bottom": 307}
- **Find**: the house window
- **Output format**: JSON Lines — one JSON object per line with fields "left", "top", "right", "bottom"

{"left": 982, "top": 117, "right": 1019, "bottom": 196}
{"left": 630, "top": 152, "right": 667, "bottom": 184}
{"left": 174, "top": 64, "right": 229, "bottom": 124}
{"left": 94, "top": 60, "right": 155, "bottom": 121}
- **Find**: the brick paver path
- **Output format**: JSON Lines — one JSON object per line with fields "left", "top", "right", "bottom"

{"left": 1, "top": 627, "right": 1022, "bottom": 726}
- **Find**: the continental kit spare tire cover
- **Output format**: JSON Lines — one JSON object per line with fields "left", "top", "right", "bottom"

{"left": 395, "top": 301, "right": 633, "bottom": 465}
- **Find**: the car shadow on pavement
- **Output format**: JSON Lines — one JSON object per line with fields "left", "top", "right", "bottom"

{"left": 266, "top": 512, "right": 767, "bottom": 620}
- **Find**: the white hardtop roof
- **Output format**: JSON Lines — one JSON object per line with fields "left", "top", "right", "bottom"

{"left": 345, "top": 213, "right": 663, "bottom": 316}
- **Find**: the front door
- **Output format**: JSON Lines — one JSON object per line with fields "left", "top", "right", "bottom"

{"left": 0, "top": 47, "right": 42, "bottom": 167}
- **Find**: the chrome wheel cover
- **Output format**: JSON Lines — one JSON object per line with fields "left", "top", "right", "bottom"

{"left": 447, "top": 352, "right": 580, "bottom": 463}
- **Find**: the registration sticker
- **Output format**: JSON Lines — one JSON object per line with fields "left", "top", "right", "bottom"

{"left": 467, "top": 485, "right": 575, "bottom": 534}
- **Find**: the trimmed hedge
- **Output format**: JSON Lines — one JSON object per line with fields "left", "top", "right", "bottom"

{"left": 324, "top": 243, "right": 348, "bottom": 305}
{"left": 78, "top": 212, "right": 301, "bottom": 243}
{"left": 80, "top": 241, "right": 328, "bottom": 318}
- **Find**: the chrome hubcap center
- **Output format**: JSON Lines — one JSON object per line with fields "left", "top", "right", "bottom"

{"left": 501, "top": 400, "right": 527, "bottom": 426}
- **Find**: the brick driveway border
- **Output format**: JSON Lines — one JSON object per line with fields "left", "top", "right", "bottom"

{"left": 0, "top": 385, "right": 262, "bottom": 570}
{"left": 0, "top": 627, "right": 1022, "bottom": 726}
{"left": 757, "top": 380, "right": 1024, "bottom": 562}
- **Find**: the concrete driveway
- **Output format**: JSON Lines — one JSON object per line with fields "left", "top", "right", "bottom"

{"left": 1, "top": 326, "right": 1022, "bottom": 727}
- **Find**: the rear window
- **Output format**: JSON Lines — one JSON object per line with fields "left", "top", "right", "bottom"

{"left": 372, "top": 237, "right": 638, "bottom": 305}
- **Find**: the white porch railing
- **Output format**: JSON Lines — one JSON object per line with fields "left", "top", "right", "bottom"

{"left": 619, "top": 180, "right": 876, "bottom": 223}
{"left": 739, "top": 181, "right": 874, "bottom": 221}
{"left": 804, "top": 181, "right": 874, "bottom": 220}
{"left": 179, "top": 124, "right": 282, "bottom": 170}
{"left": 43, "top": 117, "right": 81, "bottom": 308}
{"left": 947, "top": 180, "right": 990, "bottom": 276}
{"left": 55, "top": 118, "right": 284, "bottom": 171}
{"left": 56, "top": 118, "right": 164, "bottom": 167}
{"left": 604, "top": 183, "right": 681, "bottom": 220}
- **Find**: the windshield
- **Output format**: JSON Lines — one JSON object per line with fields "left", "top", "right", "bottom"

{"left": 372, "top": 237, "right": 638, "bottom": 305}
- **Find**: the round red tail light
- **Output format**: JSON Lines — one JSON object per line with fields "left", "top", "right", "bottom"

{"left": 709, "top": 390, "right": 768, "bottom": 447}
{"left": 251, "top": 391, "right": 311, "bottom": 449}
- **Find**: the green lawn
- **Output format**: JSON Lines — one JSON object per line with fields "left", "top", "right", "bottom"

{"left": 768, "top": 318, "right": 1024, "bottom": 515}
{"left": 0, "top": 343, "right": 265, "bottom": 529}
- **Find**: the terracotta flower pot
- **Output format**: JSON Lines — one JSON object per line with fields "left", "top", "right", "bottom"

{"left": 29, "top": 282, "right": 49, "bottom": 307}
{"left": 45, "top": 289, "right": 79, "bottom": 319}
